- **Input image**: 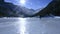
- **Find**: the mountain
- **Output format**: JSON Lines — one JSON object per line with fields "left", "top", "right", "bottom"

{"left": 0, "top": 3, "right": 19, "bottom": 17}
{"left": 12, "top": 6, "right": 35, "bottom": 17}
{"left": 32, "top": 0, "right": 60, "bottom": 18}
{"left": 0, "top": 0, "right": 35, "bottom": 17}
{"left": 34, "top": 8, "right": 44, "bottom": 15}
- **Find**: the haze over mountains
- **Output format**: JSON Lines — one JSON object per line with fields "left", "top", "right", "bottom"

{"left": 0, "top": 0, "right": 37, "bottom": 17}
{"left": 0, "top": 0, "right": 60, "bottom": 18}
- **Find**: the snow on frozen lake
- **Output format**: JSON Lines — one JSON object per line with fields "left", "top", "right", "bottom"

{"left": 0, "top": 17, "right": 60, "bottom": 34}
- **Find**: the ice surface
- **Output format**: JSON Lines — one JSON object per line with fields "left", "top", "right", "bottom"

{"left": 0, "top": 17, "right": 60, "bottom": 34}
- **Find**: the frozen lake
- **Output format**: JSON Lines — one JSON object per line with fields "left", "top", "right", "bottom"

{"left": 0, "top": 17, "right": 60, "bottom": 34}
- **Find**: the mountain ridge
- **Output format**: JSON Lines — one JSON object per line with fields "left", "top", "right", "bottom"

{"left": 0, "top": 0, "right": 36, "bottom": 17}
{"left": 31, "top": 0, "right": 60, "bottom": 18}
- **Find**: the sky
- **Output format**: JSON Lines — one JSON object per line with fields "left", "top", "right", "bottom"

{"left": 5, "top": 0, "right": 52, "bottom": 10}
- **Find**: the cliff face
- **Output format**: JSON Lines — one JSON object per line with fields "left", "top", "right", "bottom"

{"left": 33, "top": 0, "right": 60, "bottom": 17}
